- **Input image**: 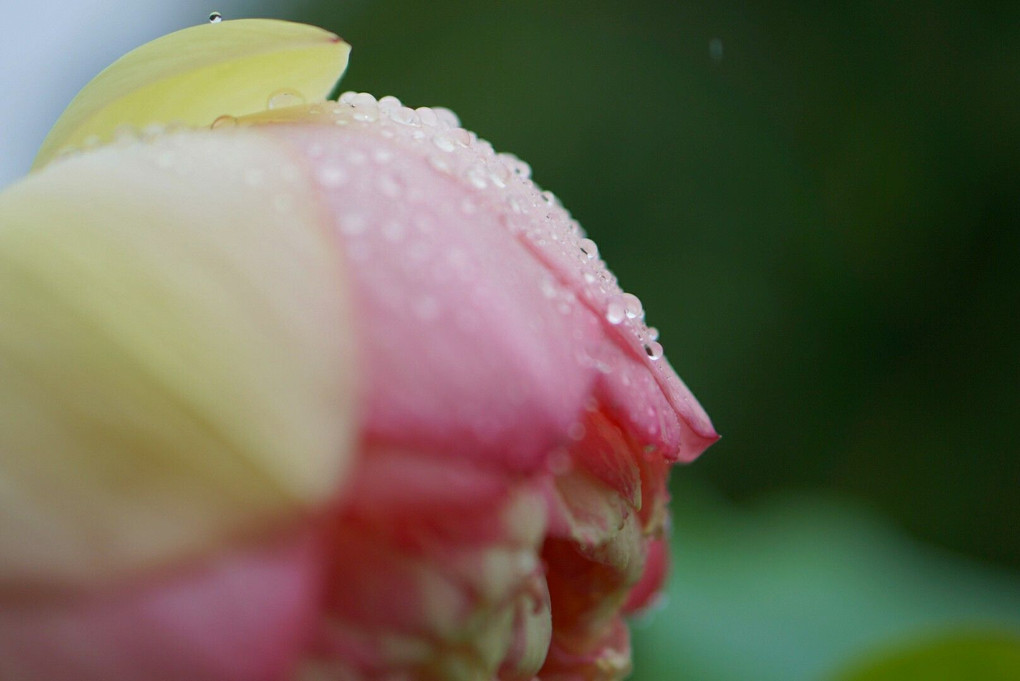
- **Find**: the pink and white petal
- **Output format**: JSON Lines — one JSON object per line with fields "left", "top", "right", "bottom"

{"left": 0, "top": 531, "right": 323, "bottom": 681}
{"left": 0, "top": 130, "right": 357, "bottom": 586}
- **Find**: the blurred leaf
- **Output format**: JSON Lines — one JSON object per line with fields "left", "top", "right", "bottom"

{"left": 830, "top": 631, "right": 1020, "bottom": 681}
{"left": 630, "top": 482, "right": 1020, "bottom": 681}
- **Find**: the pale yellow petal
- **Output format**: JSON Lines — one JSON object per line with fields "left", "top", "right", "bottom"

{"left": 33, "top": 19, "right": 349, "bottom": 169}
{"left": 0, "top": 129, "right": 355, "bottom": 585}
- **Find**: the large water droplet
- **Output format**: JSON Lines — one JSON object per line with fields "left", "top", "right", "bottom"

{"left": 377, "top": 95, "right": 403, "bottom": 112}
{"left": 433, "top": 107, "right": 461, "bottom": 128}
{"left": 416, "top": 107, "right": 440, "bottom": 127}
{"left": 621, "top": 292, "right": 644, "bottom": 319}
{"left": 644, "top": 341, "right": 664, "bottom": 360}
{"left": 579, "top": 238, "right": 599, "bottom": 260}
{"left": 267, "top": 89, "right": 305, "bottom": 110}
{"left": 208, "top": 11, "right": 223, "bottom": 23}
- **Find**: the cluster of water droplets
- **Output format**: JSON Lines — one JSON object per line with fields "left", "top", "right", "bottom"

{"left": 310, "top": 91, "right": 665, "bottom": 363}
{"left": 49, "top": 88, "right": 666, "bottom": 368}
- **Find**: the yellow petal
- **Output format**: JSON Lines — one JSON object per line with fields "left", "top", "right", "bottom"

{"left": 0, "top": 129, "right": 356, "bottom": 585}
{"left": 33, "top": 19, "right": 349, "bottom": 170}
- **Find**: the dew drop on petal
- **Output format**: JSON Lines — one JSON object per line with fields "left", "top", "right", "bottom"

{"left": 208, "top": 11, "right": 223, "bottom": 23}
{"left": 317, "top": 165, "right": 349, "bottom": 188}
{"left": 377, "top": 95, "right": 403, "bottom": 112}
{"left": 351, "top": 92, "right": 378, "bottom": 108}
{"left": 432, "top": 134, "right": 456, "bottom": 152}
{"left": 416, "top": 107, "right": 440, "bottom": 127}
{"left": 376, "top": 173, "right": 402, "bottom": 199}
{"left": 579, "top": 238, "right": 599, "bottom": 260}
{"left": 433, "top": 107, "right": 461, "bottom": 128}
{"left": 390, "top": 106, "right": 420, "bottom": 126}
{"left": 621, "top": 292, "right": 644, "bottom": 319}
{"left": 267, "top": 89, "right": 305, "bottom": 110}
{"left": 606, "top": 297, "right": 626, "bottom": 325}
{"left": 644, "top": 341, "right": 664, "bottom": 360}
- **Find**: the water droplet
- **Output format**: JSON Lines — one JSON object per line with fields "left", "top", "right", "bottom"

{"left": 390, "top": 106, "right": 420, "bottom": 126}
{"left": 606, "top": 297, "right": 626, "bottom": 325}
{"left": 267, "top": 89, "right": 305, "bottom": 110}
{"left": 428, "top": 155, "right": 452, "bottom": 173}
{"left": 432, "top": 134, "right": 456, "bottom": 152}
{"left": 376, "top": 173, "right": 402, "bottom": 198}
{"left": 433, "top": 107, "right": 461, "bottom": 128}
{"left": 208, "top": 11, "right": 223, "bottom": 23}
{"left": 353, "top": 107, "right": 379, "bottom": 122}
{"left": 416, "top": 107, "right": 439, "bottom": 127}
{"left": 579, "top": 238, "right": 599, "bottom": 260}
{"left": 317, "top": 165, "right": 349, "bottom": 188}
{"left": 464, "top": 164, "right": 488, "bottom": 189}
{"left": 377, "top": 95, "right": 403, "bottom": 112}
{"left": 351, "top": 92, "right": 378, "bottom": 108}
{"left": 621, "top": 293, "right": 644, "bottom": 319}
{"left": 647, "top": 326, "right": 660, "bottom": 341}
{"left": 644, "top": 341, "right": 664, "bottom": 360}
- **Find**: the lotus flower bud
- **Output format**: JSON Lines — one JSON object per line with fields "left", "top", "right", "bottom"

{"left": 0, "top": 19, "right": 716, "bottom": 681}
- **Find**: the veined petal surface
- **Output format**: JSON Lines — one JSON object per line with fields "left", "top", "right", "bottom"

{"left": 0, "top": 129, "right": 356, "bottom": 585}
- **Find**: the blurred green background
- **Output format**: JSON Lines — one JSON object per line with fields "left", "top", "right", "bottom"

{"left": 277, "top": 0, "right": 1020, "bottom": 677}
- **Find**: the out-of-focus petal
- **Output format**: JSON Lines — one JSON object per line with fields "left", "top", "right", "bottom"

{"left": 0, "top": 530, "right": 323, "bottom": 681}
{"left": 0, "top": 131, "right": 356, "bottom": 585}
{"left": 34, "top": 19, "right": 349, "bottom": 169}
{"left": 307, "top": 459, "right": 549, "bottom": 680}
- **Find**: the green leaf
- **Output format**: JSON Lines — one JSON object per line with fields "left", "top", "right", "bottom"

{"left": 831, "top": 631, "right": 1020, "bottom": 681}
{"left": 33, "top": 19, "right": 349, "bottom": 169}
{"left": 629, "top": 482, "right": 1020, "bottom": 681}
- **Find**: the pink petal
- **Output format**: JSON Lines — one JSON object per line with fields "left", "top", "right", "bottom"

{"left": 0, "top": 531, "right": 323, "bottom": 681}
